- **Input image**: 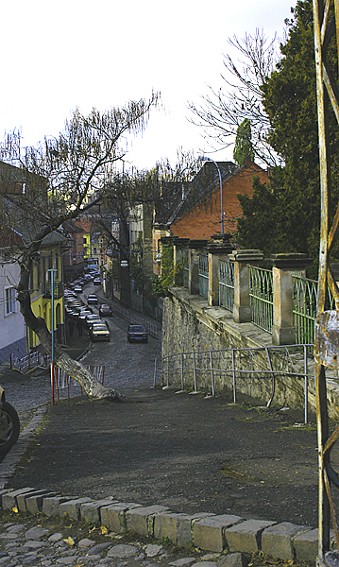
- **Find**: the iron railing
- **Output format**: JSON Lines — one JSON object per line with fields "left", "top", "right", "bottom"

{"left": 249, "top": 265, "right": 273, "bottom": 333}
{"left": 219, "top": 259, "right": 234, "bottom": 312}
{"left": 198, "top": 254, "right": 209, "bottom": 299}
{"left": 161, "top": 344, "right": 315, "bottom": 423}
{"left": 182, "top": 249, "right": 189, "bottom": 288}
{"left": 293, "top": 275, "right": 336, "bottom": 344}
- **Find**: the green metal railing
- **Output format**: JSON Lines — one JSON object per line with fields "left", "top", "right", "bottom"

{"left": 293, "top": 275, "right": 336, "bottom": 344}
{"left": 293, "top": 275, "right": 317, "bottom": 344}
{"left": 219, "top": 259, "right": 234, "bottom": 312}
{"left": 182, "top": 249, "right": 189, "bottom": 288}
{"left": 199, "top": 254, "right": 209, "bottom": 299}
{"left": 249, "top": 265, "right": 273, "bottom": 333}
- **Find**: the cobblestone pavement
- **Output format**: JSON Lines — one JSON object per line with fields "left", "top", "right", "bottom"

{"left": 0, "top": 508, "right": 230, "bottom": 567}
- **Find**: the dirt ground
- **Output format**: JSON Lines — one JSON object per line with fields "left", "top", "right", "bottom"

{"left": 8, "top": 385, "right": 336, "bottom": 529}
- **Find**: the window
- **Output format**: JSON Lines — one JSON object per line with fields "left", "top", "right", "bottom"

{"left": 5, "top": 287, "right": 16, "bottom": 315}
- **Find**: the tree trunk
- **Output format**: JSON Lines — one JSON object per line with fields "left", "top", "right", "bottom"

{"left": 56, "top": 352, "right": 124, "bottom": 400}
{"left": 18, "top": 287, "right": 124, "bottom": 401}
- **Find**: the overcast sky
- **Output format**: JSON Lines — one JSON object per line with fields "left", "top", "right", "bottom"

{"left": 1, "top": 0, "right": 295, "bottom": 170}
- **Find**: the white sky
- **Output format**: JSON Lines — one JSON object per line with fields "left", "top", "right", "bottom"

{"left": 1, "top": 0, "right": 295, "bottom": 170}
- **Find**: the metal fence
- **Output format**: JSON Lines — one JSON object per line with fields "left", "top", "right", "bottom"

{"left": 10, "top": 351, "right": 50, "bottom": 373}
{"left": 51, "top": 364, "right": 105, "bottom": 403}
{"left": 162, "top": 344, "right": 314, "bottom": 423}
{"left": 198, "top": 254, "right": 209, "bottom": 299}
{"left": 293, "top": 275, "right": 336, "bottom": 344}
{"left": 182, "top": 249, "right": 189, "bottom": 288}
{"left": 249, "top": 265, "right": 273, "bottom": 332}
{"left": 219, "top": 259, "right": 234, "bottom": 312}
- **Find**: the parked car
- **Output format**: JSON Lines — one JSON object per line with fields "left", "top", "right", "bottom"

{"left": 78, "top": 308, "right": 93, "bottom": 320}
{"left": 73, "top": 284, "right": 83, "bottom": 293}
{"left": 0, "top": 385, "right": 20, "bottom": 455}
{"left": 85, "top": 314, "right": 103, "bottom": 329}
{"left": 99, "top": 303, "right": 112, "bottom": 316}
{"left": 87, "top": 294, "right": 98, "bottom": 305}
{"left": 127, "top": 324, "right": 148, "bottom": 343}
{"left": 93, "top": 277, "right": 101, "bottom": 285}
{"left": 89, "top": 322, "right": 111, "bottom": 342}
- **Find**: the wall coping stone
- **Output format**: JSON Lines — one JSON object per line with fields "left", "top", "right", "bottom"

{"left": 229, "top": 249, "right": 264, "bottom": 262}
{"left": 269, "top": 253, "right": 312, "bottom": 269}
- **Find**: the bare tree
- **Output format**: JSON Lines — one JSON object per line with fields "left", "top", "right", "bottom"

{"left": 0, "top": 92, "right": 160, "bottom": 400}
{"left": 188, "top": 29, "right": 286, "bottom": 167}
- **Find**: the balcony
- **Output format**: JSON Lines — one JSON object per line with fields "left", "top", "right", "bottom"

{"left": 43, "top": 281, "right": 64, "bottom": 299}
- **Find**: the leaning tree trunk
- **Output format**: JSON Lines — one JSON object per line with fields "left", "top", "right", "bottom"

{"left": 18, "top": 286, "right": 124, "bottom": 401}
{"left": 55, "top": 350, "right": 124, "bottom": 400}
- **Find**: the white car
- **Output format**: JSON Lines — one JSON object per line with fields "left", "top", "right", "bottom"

{"left": 89, "top": 322, "right": 110, "bottom": 342}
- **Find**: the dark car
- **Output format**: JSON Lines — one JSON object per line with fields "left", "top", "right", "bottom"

{"left": 0, "top": 385, "right": 20, "bottom": 455}
{"left": 99, "top": 303, "right": 112, "bottom": 316}
{"left": 127, "top": 324, "right": 148, "bottom": 343}
{"left": 87, "top": 294, "right": 98, "bottom": 305}
{"left": 89, "top": 322, "right": 110, "bottom": 342}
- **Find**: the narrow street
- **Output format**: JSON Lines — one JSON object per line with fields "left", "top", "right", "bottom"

{"left": 79, "top": 285, "right": 161, "bottom": 392}
{"left": 1, "top": 284, "right": 162, "bottom": 422}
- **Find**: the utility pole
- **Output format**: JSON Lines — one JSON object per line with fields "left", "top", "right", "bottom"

{"left": 313, "top": 1, "right": 339, "bottom": 564}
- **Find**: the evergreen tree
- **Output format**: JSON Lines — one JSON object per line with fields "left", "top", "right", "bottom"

{"left": 237, "top": 0, "right": 339, "bottom": 271}
{"left": 233, "top": 119, "right": 254, "bottom": 166}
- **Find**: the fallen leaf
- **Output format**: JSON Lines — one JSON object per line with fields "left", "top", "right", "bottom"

{"left": 63, "top": 536, "right": 75, "bottom": 546}
{"left": 100, "top": 525, "right": 109, "bottom": 535}
{"left": 12, "top": 507, "right": 18, "bottom": 514}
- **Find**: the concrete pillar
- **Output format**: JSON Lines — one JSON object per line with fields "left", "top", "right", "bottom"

{"left": 188, "top": 240, "right": 208, "bottom": 295}
{"left": 230, "top": 249, "right": 264, "bottom": 323}
{"left": 270, "top": 253, "right": 311, "bottom": 345}
{"left": 207, "top": 243, "right": 234, "bottom": 307}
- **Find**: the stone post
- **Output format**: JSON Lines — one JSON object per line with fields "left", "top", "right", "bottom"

{"left": 188, "top": 240, "right": 208, "bottom": 295}
{"left": 230, "top": 249, "right": 264, "bottom": 323}
{"left": 270, "top": 253, "right": 311, "bottom": 345}
{"left": 207, "top": 242, "right": 234, "bottom": 307}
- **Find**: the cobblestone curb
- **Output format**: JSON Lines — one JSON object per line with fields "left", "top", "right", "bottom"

{"left": 0, "top": 486, "right": 320, "bottom": 563}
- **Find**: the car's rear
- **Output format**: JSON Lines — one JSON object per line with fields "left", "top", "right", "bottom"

{"left": 90, "top": 322, "right": 110, "bottom": 342}
{"left": 127, "top": 324, "right": 148, "bottom": 343}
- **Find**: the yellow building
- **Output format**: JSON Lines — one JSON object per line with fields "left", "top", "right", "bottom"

{"left": 28, "top": 235, "right": 67, "bottom": 351}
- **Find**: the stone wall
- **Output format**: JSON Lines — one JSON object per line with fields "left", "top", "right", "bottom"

{"left": 162, "top": 287, "right": 339, "bottom": 420}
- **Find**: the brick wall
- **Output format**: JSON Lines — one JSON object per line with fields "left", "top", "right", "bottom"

{"left": 171, "top": 164, "right": 268, "bottom": 240}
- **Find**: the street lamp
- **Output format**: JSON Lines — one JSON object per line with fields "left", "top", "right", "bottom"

{"left": 47, "top": 268, "right": 57, "bottom": 404}
{"left": 200, "top": 156, "right": 224, "bottom": 235}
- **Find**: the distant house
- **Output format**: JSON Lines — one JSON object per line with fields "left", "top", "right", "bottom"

{"left": 152, "top": 161, "right": 268, "bottom": 271}
{"left": 0, "top": 161, "right": 68, "bottom": 360}
{"left": 0, "top": 227, "right": 26, "bottom": 363}
{"left": 62, "top": 220, "right": 84, "bottom": 282}
{"left": 171, "top": 161, "right": 268, "bottom": 239}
